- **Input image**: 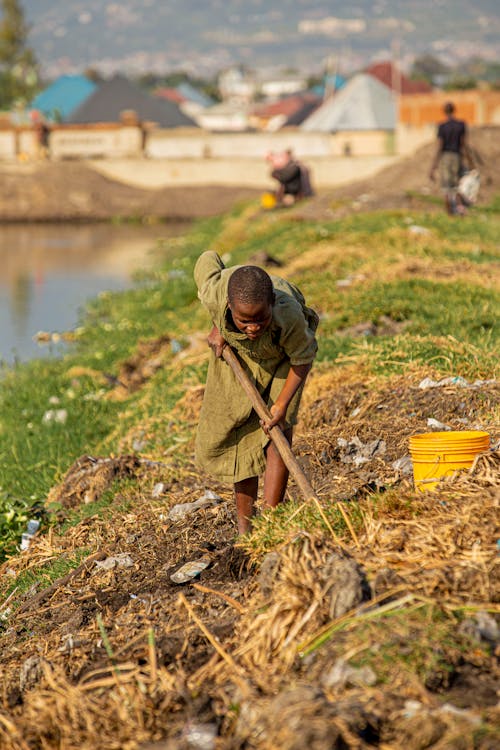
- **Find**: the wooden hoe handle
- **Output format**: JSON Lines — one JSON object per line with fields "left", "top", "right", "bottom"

{"left": 222, "top": 345, "right": 317, "bottom": 501}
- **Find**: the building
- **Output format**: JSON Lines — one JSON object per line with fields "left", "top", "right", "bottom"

{"left": 67, "top": 74, "right": 197, "bottom": 128}
{"left": 29, "top": 75, "right": 97, "bottom": 122}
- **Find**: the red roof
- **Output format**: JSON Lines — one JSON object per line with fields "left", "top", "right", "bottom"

{"left": 366, "top": 62, "right": 432, "bottom": 94}
{"left": 154, "top": 87, "right": 186, "bottom": 104}
{"left": 252, "top": 92, "right": 321, "bottom": 119}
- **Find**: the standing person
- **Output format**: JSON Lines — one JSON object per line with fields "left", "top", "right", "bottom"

{"left": 429, "top": 101, "right": 474, "bottom": 215}
{"left": 33, "top": 115, "right": 51, "bottom": 160}
{"left": 194, "top": 250, "right": 319, "bottom": 535}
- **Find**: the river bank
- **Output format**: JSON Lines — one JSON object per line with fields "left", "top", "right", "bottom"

{"left": 0, "top": 199, "right": 499, "bottom": 749}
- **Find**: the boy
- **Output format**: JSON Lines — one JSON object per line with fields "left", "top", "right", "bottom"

{"left": 194, "top": 250, "right": 318, "bottom": 534}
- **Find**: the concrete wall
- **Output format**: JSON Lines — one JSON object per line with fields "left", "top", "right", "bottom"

{"left": 0, "top": 129, "right": 17, "bottom": 159}
{"left": 145, "top": 129, "right": 395, "bottom": 159}
{"left": 0, "top": 124, "right": 419, "bottom": 164}
{"left": 88, "top": 154, "right": 398, "bottom": 190}
{"left": 396, "top": 123, "right": 435, "bottom": 156}
{"left": 0, "top": 124, "right": 417, "bottom": 189}
{"left": 50, "top": 125, "right": 143, "bottom": 159}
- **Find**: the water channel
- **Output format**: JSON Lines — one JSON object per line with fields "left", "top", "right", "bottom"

{"left": 0, "top": 222, "right": 189, "bottom": 365}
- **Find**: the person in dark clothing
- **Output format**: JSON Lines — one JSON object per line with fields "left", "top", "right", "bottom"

{"left": 268, "top": 151, "right": 301, "bottom": 204}
{"left": 429, "top": 101, "right": 474, "bottom": 215}
{"left": 266, "top": 150, "right": 313, "bottom": 205}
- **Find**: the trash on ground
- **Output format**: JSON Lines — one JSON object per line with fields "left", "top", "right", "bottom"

{"left": 20, "top": 519, "right": 41, "bottom": 551}
{"left": 183, "top": 721, "right": 218, "bottom": 750}
{"left": 42, "top": 409, "right": 68, "bottom": 425}
{"left": 322, "top": 658, "right": 377, "bottom": 689}
{"left": 391, "top": 455, "right": 413, "bottom": 475}
{"left": 94, "top": 554, "right": 134, "bottom": 571}
{"left": 418, "top": 376, "right": 496, "bottom": 390}
{"left": 408, "top": 224, "right": 431, "bottom": 235}
{"left": 170, "top": 339, "right": 183, "bottom": 354}
{"left": 168, "top": 490, "right": 222, "bottom": 521}
{"left": 152, "top": 482, "right": 166, "bottom": 498}
{"left": 337, "top": 436, "right": 386, "bottom": 466}
{"left": 170, "top": 558, "right": 211, "bottom": 584}
{"left": 427, "top": 418, "right": 451, "bottom": 431}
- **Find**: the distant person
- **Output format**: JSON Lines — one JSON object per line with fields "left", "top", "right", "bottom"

{"left": 266, "top": 150, "right": 314, "bottom": 206}
{"left": 33, "top": 118, "right": 51, "bottom": 160}
{"left": 429, "top": 101, "right": 474, "bottom": 215}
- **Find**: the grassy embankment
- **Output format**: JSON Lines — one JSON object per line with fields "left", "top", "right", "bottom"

{"left": 0, "top": 202, "right": 498, "bottom": 560}
{"left": 0, "top": 198, "right": 499, "bottom": 748}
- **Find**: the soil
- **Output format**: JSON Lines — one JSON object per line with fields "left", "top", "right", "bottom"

{"left": 0, "top": 126, "right": 497, "bottom": 222}
{"left": 0, "top": 360, "right": 498, "bottom": 749}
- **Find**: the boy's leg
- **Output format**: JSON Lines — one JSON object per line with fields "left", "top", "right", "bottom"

{"left": 234, "top": 476, "right": 258, "bottom": 534}
{"left": 262, "top": 428, "right": 292, "bottom": 509}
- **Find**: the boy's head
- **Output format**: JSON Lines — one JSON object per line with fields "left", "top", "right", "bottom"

{"left": 227, "top": 265, "right": 275, "bottom": 340}
{"left": 444, "top": 101, "right": 455, "bottom": 116}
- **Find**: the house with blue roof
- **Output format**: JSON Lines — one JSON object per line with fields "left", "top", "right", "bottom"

{"left": 30, "top": 75, "right": 97, "bottom": 122}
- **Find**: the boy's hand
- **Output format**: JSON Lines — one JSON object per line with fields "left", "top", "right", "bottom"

{"left": 207, "top": 325, "right": 227, "bottom": 358}
{"left": 260, "top": 402, "right": 286, "bottom": 434}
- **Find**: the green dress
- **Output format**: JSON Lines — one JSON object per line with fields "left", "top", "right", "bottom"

{"left": 194, "top": 251, "right": 319, "bottom": 483}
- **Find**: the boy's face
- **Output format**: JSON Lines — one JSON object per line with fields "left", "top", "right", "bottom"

{"left": 228, "top": 298, "right": 273, "bottom": 340}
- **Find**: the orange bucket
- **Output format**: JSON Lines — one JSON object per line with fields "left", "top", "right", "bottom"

{"left": 409, "top": 430, "right": 490, "bottom": 491}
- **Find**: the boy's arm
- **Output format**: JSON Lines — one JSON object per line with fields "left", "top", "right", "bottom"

{"left": 260, "top": 362, "right": 312, "bottom": 433}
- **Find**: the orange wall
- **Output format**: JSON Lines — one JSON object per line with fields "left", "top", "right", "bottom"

{"left": 399, "top": 90, "right": 500, "bottom": 127}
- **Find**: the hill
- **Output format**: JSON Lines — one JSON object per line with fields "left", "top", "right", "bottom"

{"left": 23, "top": 1, "right": 500, "bottom": 77}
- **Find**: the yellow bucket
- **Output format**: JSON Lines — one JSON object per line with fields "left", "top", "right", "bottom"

{"left": 261, "top": 192, "right": 277, "bottom": 209}
{"left": 409, "top": 430, "right": 490, "bottom": 491}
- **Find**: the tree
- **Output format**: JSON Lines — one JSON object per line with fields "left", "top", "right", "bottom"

{"left": 410, "top": 54, "right": 449, "bottom": 86}
{"left": 0, "top": 0, "right": 38, "bottom": 109}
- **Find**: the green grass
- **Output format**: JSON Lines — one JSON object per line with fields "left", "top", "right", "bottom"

{"left": 1, "top": 547, "right": 91, "bottom": 604}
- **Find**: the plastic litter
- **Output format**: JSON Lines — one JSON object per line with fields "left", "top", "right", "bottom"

{"left": 183, "top": 722, "right": 218, "bottom": 750}
{"left": 42, "top": 409, "right": 68, "bottom": 425}
{"left": 168, "top": 490, "right": 222, "bottom": 522}
{"left": 426, "top": 418, "right": 451, "bottom": 431}
{"left": 337, "top": 436, "right": 386, "bottom": 466}
{"left": 322, "top": 658, "right": 377, "bottom": 689}
{"left": 170, "top": 339, "right": 183, "bottom": 354}
{"left": 94, "top": 554, "right": 134, "bottom": 571}
{"left": 170, "top": 558, "right": 210, "bottom": 584}
{"left": 152, "top": 482, "right": 166, "bottom": 498}
{"left": 391, "top": 455, "right": 413, "bottom": 475}
{"left": 438, "top": 704, "right": 481, "bottom": 726}
{"left": 418, "top": 376, "right": 495, "bottom": 390}
{"left": 408, "top": 224, "right": 431, "bottom": 235}
{"left": 20, "top": 519, "right": 40, "bottom": 551}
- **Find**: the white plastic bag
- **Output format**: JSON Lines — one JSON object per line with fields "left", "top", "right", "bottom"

{"left": 458, "top": 169, "right": 480, "bottom": 205}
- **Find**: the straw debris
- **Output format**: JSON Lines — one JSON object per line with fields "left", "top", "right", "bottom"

{"left": 1, "top": 365, "right": 498, "bottom": 749}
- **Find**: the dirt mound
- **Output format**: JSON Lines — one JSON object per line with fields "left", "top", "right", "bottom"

{"left": 295, "top": 126, "right": 499, "bottom": 220}
{"left": 0, "top": 161, "right": 259, "bottom": 221}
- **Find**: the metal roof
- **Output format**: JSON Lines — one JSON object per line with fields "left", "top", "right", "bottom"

{"left": 30, "top": 75, "right": 97, "bottom": 121}
{"left": 67, "top": 74, "right": 197, "bottom": 127}
{"left": 301, "top": 74, "right": 397, "bottom": 132}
